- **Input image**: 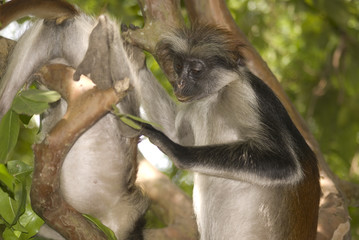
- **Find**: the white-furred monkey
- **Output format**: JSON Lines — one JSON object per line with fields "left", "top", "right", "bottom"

{"left": 0, "top": 7, "right": 149, "bottom": 240}
{"left": 129, "top": 25, "right": 320, "bottom": 239}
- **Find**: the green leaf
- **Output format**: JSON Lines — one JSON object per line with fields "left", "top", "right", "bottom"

{"left": 10, "top": 178, "right": 27, "bottom": 226}
{"left": 112, "top": 105, "right": 162, "bottom": 130}
{"left": 0, "top": 110, "right": 20, "bottom": 164}
{"left": 0, "top": 166, "right": 28, "bottom": 228}
{"left": 20, "top": 89, "right": 61, "bottom": 103}
{"left": 119, "top": 116, "right": 141, "bottom": 130}
{"left": 124, "top": 114, "right": 161, "bottom": 129}
{"left": 83, "top": 214, "right": 117, "bottom": 240}
{"left": 0, "top": 187, "right": 15, "bottom": 224}
{"left": 2, "top": 227, "right": 19, "bottom": 240}
{"left": 0, "top": 164, "right": 15, "bottom": 195}
{"left": 18, "top": 114, "right": 32, "bottom": 125}
{"left": 12, "top": 96, "right": 49, "bottom": 116}
{"left": 18, "top": 204, "right": 44, "bottom": 240}
{"left": 12, "top": 220, "right": 28, "bottom": 233}
{"left": 7, "top": 160, "right": 33, "bottom": 179}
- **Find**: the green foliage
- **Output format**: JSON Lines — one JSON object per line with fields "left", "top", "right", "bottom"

{"left": 0, "top": 89, "right": 60, "bottom": 164}
{"left": 10, "top": 89, "right": 60, "bottom": 116}
{"left": 114, "top": 106, "right": 163, "bottom": 130}
{"left": 0, "top": 89, "right": 60, "bottom": 239}
{"left": 83, "top": 214, "right": 117, "bottom": 240}
{"left": 0, "top": 161, "right": 43, "bottom": 240}
{"left": 0, "top": 111, "right": 20, "bottom": 164}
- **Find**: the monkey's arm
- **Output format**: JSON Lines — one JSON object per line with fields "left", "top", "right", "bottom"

{"left": 133, "top": 68, "right": 179, "bottom": 141}
{"left": 141, "top": 123, "right": 308, "bottom": 186}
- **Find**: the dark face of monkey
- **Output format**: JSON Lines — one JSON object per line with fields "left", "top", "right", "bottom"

{"left": 156, "top": 25, "right": 245, "bottom": 102}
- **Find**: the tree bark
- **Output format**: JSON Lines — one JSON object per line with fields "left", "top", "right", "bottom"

{"left": 30, "top": 64, "right": 130, "bottom": 240}
{"left": 0, "top": 37, "right": 16, "bottom": 78}
{"left": 0, "top": 0, "right": 78, "bottom": 30}
{"left": 138, "top": 155, "right": 198, "bottom": 240}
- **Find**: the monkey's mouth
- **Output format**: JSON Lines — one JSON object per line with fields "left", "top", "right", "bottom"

{"left": 176, "top": 94, "right": 193, "bottom": 102}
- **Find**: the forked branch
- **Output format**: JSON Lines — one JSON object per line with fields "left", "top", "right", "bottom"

{"left": 30, "top": 64, "right": 130, "bottom": 240}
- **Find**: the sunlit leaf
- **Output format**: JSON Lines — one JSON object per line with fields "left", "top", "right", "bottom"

{"left": 18, "top": 203, "right": 44, "bottom": 240}
{"left": 20, "top": 89, "right": 61, "bottom": 103}
{"left": 12, "top": 220, "right": 28, "bottom": 233}
{"left": 2, "top": 227, "right": 19, "bottom": 240}
{"left": 0, "top": 164, "right": 15, "bottom": 195}
{"left": 0, "top": 187, "right": 15, "bottom": 224}
{"left": 12, "top": 96, "right": 49, "bottom": 116}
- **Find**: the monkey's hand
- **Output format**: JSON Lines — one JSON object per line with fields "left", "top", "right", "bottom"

{"left": 120, "top": 24, "right": 146, "bottom": 70}
{"left": 121, "top": 22, "right": 163, "bottom": 56}
{"left": 115, "top": 114, "right": 191, "bottom": 169}
{"left": 139, "top": 122, "right": 193, "bottom": 169}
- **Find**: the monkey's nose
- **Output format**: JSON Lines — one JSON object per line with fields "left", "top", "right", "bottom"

{"left": 177, "top": 79, "right": 185, "bottom": 89}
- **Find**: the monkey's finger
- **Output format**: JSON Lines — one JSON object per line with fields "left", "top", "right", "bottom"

{"left": 121, "top": 23, "right": 128, "bottom": 32}
{"left": 129, "top": 23, "right": 140, "bottom": 30}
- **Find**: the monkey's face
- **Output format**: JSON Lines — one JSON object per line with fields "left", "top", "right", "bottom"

{"left": 172, "top": 56, "right": 208, "bottom": 102}
{"left": 156, "top": 24, "right": 245, "bottom": 102}
{"left": 171, "top": 55, "right": 239, "bottom": 102}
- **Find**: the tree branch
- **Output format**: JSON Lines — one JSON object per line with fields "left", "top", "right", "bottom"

{"left": 123, "top": 0, "right": 184, "bottom": 53}
{"left": 138, "top": 155, "right": 198, "bottom": 240}
{"left": 0, "top": 0, "right": 78, "bottom": 30}
{"left": 0, "top": 37, "right": 16, "bottom": 78}
{"left": 30, "top": 64, "right": 130, "bottom": 240}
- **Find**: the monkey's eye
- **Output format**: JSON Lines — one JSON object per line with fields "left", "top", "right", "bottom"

{"left": 237, "top": 57, "right": 245, "bottom": 66}
{"left": 174, "top": 62, "right": 183, "bottom": 73}
{"left": 189, "top": 61, "right": 204, "bottom": 76}
{"left": 173, "top": 58, "right": 183, "bottom": 74}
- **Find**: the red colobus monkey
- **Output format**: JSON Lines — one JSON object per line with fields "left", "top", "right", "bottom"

{"left": 0, "top": 12, "right": 148, "bottom": 240}
{"left": 130, "top": 25, "right": 320, "bottom": 240}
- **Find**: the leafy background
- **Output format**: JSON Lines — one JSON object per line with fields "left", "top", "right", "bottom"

{"left": 0, "top": 0, "right": 358, "bottom": 239}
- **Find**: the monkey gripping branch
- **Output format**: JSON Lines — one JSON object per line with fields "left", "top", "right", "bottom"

{"left": 30, "top": 65, "right": 131, "bottom": 240}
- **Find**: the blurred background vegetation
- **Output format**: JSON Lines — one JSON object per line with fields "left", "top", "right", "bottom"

{"left": 1, "top": 0, "right": 358, "bottom": 238}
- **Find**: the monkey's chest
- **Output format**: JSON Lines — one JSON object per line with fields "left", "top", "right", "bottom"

{"left": 179, "top": 106, "right": 240, "bottom": 145}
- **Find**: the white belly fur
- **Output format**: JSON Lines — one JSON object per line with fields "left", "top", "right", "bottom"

{"left": 193, "top": 173, "right": 276, "bottom": 240}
